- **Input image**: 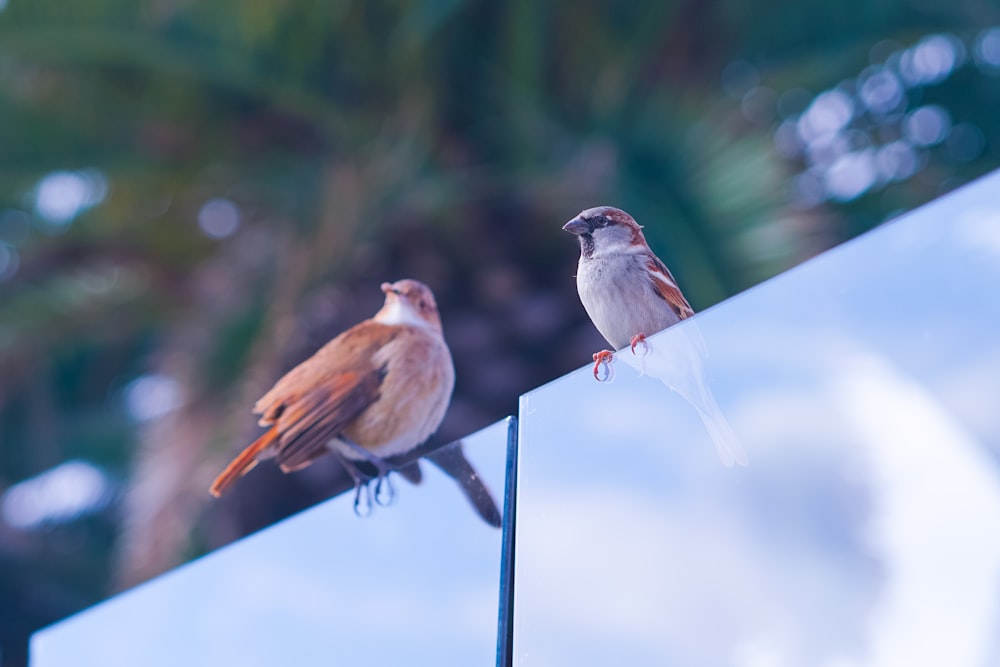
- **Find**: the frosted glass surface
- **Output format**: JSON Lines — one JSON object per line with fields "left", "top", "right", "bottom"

{"left": 513, "top": 171, "right": 1000, "bottom": 666}
{"left": 30, "top": 421, "right": 509, "bottom": 667}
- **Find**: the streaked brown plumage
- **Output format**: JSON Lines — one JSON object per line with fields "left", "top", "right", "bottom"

{"left": 563, "top": 206, "right": 694, "bottom": 360}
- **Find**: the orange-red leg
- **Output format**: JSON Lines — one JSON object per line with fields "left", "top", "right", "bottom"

{"left": 592, "top": 349, "right": 615, "bottom": 382}
{"left": 630, "top": 332, "right": 649, "bottom": 355}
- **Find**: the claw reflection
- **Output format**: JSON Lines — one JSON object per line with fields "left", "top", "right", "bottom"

{"left": 592, "top": 351, "right": 616, "bottom": 383}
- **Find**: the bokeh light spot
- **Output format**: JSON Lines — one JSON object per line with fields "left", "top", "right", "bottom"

{"left": 973, "top": 28, "right": 1000, "bottom": 70}
{"left": 773, "top": 120, "right": 802, "bottom": 158}
{"left": 198, "top": 197, "right": 241, "bottom": 239}
{"left": 875, "top": 141, "right": 920, "bottom": 182}
{"left": 858, "top": 66, "right": 904, "bottom": 115}
{"left": 797, "top": 90, "right": 855, "bottom": 144}
{"left": 34, "top": 169, "right": 108, "bottom": 226}
{"left": 124, "top": 374, "right": 184, "bottom": 422}
{"left": 823, "top": 150, "right": 877, "bottom": 201}
{"left": 1, "top": 461, "right": 113, "bottom": 530}
{"left": 903, "top": 105, "right": 951, "bottom": 146}
{"left": 790, "top": 170, "right": 827, "bottom": 208}
{"left": 804, "top": 132, "right": 849, "bottom": 168}
{"left": 898, "top": 34, "right": 962, "bottom": 86}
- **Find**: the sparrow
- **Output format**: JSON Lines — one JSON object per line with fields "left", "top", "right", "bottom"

{"left": 563, "top": 206, "right": 693, "bottom": 377}
{"left": 209, "top": 279, "right": 457, "bottom": 513}
{"left": 563, "top": 206, "right": 748, "bottom": 467}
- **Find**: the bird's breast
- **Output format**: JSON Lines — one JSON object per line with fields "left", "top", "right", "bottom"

{"left": 577, "top": 255, "right": 680, "bottom": 350}
{"left": 337, "top": 329, "right": 455, "bottom": 458}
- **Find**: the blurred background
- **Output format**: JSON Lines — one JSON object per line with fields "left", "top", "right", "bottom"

{"left": 1, "top": 1, "right": 998, "bottom": 664}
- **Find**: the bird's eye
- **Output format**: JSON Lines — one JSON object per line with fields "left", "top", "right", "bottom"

{"left": 596, "top": 215, "right": 612, "bottom": 228}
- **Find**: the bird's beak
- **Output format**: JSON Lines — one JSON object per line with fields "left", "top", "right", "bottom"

{"left": 562, "top": 216, "right": 591, "bottom": 236}
{"left": 381, "top": 282, "right": 398, "bottom": 295}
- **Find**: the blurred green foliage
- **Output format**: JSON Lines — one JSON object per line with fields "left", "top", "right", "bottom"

{"left": 0, "top": 0, "right": 998, "bottom": 665}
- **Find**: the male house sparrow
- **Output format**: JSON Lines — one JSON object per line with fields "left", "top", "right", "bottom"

{"left": 210, "top": 279, "right": 456, "bottom": 511}
{"left": 564, "top": 206, "right": 748, "bottom": 467}
{"left": 563, "top": 206, "right": 693, "bottom": 375}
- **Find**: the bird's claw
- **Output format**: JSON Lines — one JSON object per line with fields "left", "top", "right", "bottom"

{"left": 630, "top": 333, "right": 649, "bottom": 356}
{"left": 592, "top": 350, "right": 615, "bottom": 382}
{"left": 374, "top": 473, "right": 395, "bottom": 507}
{"left": 339, "top": 437, "right": 396, "bottom": 512}
{"left": 353, "top": 482, "right": 374, "bottom": 518}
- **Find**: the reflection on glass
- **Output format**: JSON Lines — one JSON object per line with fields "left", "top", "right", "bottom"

{"left": 617, "top": 323, "right": 748, "bottom": 468}
{"left": 513, "top": 170, "right": 1000, "bottom": 666}
{"left": 30, "top": 421, "right": 509, "bottom": 667}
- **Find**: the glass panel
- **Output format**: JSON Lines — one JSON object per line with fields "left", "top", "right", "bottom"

{"left": 30, "top": 420, "right": 511, "bottom": 667}
{"left": 512, "top": 170, "right": 1000, "bottom": 666}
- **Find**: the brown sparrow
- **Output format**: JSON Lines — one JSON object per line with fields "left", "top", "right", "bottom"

{"left": 564, "top": 206, "right": 748, "bottom": 466}
{"left": 563, "top": 206, "right": 694, "bottom": 378}
{"left": 210, "top": 279, "right": 456, "bottom": 512}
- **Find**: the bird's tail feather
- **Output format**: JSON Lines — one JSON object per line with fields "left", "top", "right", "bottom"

{"left": 694, "top": 404, "right": 749, "bottom": 468}
{"left": 210, "top": 427, "right": 279, "bottom": 497}
{"left": 427, "top": 442, "right": 503, "bottom": 528}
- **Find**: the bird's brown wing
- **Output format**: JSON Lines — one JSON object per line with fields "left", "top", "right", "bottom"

{"left": 253, "top": 321, "right": 399, "bottom": 472}
{"left": 645, "top": 255, "right": 695, "bottom": 319}
{"left": 272, "top": 369, "right": 386, "bottom": 472}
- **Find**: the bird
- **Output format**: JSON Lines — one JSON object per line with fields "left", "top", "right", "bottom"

{"left": 563, "top": 206, "right": 748, "bottom": 467}
{"left": 209, "top": 279, "right": 457, "bottom": 513}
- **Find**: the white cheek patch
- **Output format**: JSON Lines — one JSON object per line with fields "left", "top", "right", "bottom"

{"left": 592, "top": 228, "right": 642, "bottom": 257}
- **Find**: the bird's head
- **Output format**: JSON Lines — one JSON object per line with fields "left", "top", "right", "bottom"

{"left": 562, "top": 206, "right": 646, "bottom": 259}
{"left": 376, "top": 279, "right": 443, "bottom": 331}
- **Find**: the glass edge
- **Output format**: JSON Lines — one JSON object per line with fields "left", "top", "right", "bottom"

{"left": 495, "top": 414, "right": 519, "bottom": 667}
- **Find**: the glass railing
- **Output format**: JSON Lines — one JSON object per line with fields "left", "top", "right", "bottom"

{"left": 29, "top": 421, "right": 511, "bottom": 667}
{"left": 30, "top": 169, "right": 1000, "bottom": 666}
{"left": 509, "top": 169, "right": 1000, "bottom": 665}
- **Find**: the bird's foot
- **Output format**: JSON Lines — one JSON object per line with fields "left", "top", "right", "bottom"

{"left": 592, "top": 350, "right": 615, "bottom": 382}
{"left": 373, "top": 473, "right": 395, "bottom": 507}
{"left": 337, "top": 455, "right": 375, "bottom": 518}
{"left": 340, "top": 437, "right": 396, "bottom": 507}
{"left": 630, "top": 333, "right": 649, "bottom": 356}
{"left": 353, "top": 481, "right": 374, "bottom": 517}
{"left": 335, "top": 450, "right": 390, "bottom": 517}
